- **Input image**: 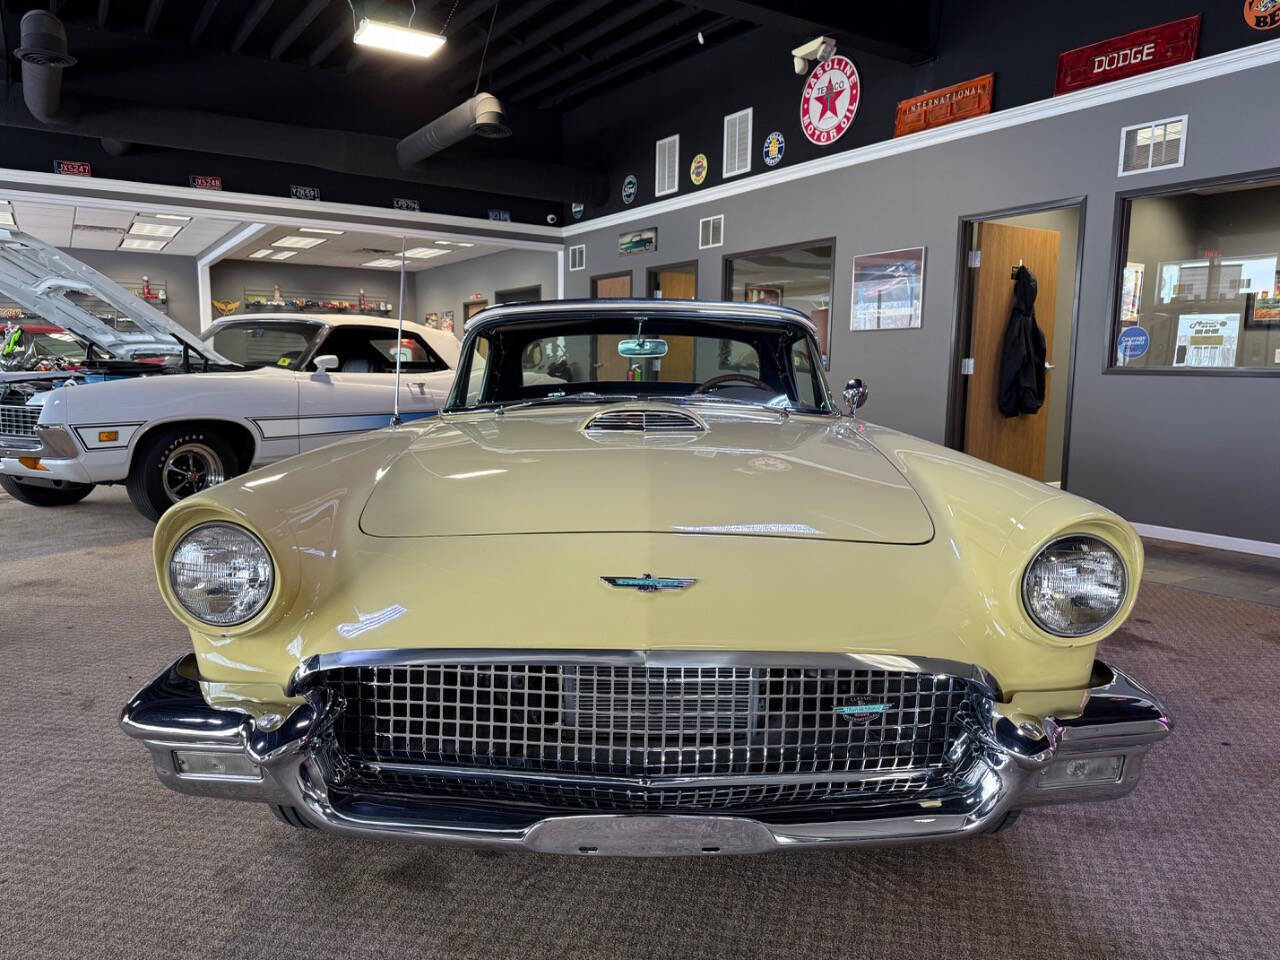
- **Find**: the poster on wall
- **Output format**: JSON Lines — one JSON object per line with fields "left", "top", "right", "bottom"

{"left": 440, "top": 310, "right": 455, "bottom": 333}
{"left": 851, "top": 247, "right": 926, "bottom": 330}
{"left": 1173, "top": 313, "right": 1240, "bottom": 367}
{"left": 618, "top": 227, "right": 657, "bottom": 255}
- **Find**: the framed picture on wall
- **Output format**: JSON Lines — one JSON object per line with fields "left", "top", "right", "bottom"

{"left": 440, "top": 310, "right": 455, "bottom": 333}
{"left": 745, "top": 284, "right": 782, "bottom": 305}
{"left": 851, "top": 247, "right": 925, "bottom": 330}
{"left": 618, "top": 227, "right": 658, "bottom": 256}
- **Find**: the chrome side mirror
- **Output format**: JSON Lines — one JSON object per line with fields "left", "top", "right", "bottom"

{"left": 843, "top": 378, "right": 868, "bottom": 417}
{"left": 312, "top": 354, "right": 339, "bottom": 373}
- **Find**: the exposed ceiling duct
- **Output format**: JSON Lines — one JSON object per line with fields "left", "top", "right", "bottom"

{"left": 2, "top": 13, "right": 607, "bottom": 207}
{"left": 13, "top": 10, "right": 76, "bottom": 124}
{"left": 396, "top": 93, "right": 511, "bottom": 168}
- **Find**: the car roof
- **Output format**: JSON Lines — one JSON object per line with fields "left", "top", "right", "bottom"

{"left": 208, "top": 313, "right": 460, "bottom": 367}
{"left": 463, "top": 299, "right": 819, "bottom": 337}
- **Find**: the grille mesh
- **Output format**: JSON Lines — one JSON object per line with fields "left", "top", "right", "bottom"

{"left": 0, "top": 405, "right": 40, "bottom": 438}
{"left": 313, "top": 662, "right": 978, "bottom": 812}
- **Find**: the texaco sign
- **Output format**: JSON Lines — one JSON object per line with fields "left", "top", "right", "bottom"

{"left": 800, "top": 55, "right": 861, "bottom": 146}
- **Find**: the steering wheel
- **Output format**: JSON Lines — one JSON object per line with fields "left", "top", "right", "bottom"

{"left": 693, "top": 372, "right": 770, "bottom": 394}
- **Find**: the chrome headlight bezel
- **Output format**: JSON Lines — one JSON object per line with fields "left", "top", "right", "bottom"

{"left": 1021, "top": 534, "right": 1128, "bottom": 638}
{"left": 168, "top": 521, "right": 275, "bottom": 627}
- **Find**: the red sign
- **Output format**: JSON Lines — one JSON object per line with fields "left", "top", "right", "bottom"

{"left": 1244, "top": 0, "right": 1280, "bottom": 31}
{"left": 894, "top": 73, "right": 994, "bottom": 137}
{"left": 800, "top": 55, "right": 861, "bottom": 146}
{"left": 189, "top": 175, "right": 222, "bottom": 190}
{"left": 1054, "top": 16, "right": 1200, "bottom": 95}
{"left": 53, "top": 160, "right": 92, "bottom": 177}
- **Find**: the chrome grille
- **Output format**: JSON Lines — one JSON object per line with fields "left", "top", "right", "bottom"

{"left": 0, "top": 405, "right": 40, "bottom": 438}
{"left": 313, "top": 662, "right": 980, "bottom": 812}
{"left": 584, "top": 409, "right": 703, "bottom": 433}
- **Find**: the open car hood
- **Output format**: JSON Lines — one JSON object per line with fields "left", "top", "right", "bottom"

{"left": 360, "top": 405, "right": 935, "bottom": 544}
{"left": 0, "top": 229, "right": 226, "bottom": 362}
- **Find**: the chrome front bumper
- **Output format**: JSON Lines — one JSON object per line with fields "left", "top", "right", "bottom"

{"left": 0, "top": 423, "right": 78, "bottom": 460}
{"left": 120, "top": 656, "right": 1171, "bottom": 856}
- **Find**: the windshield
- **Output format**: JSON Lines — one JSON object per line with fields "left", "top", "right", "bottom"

{"left": 202, "top": 320, "right": 322, "bottom": 369}
{"left": 447, "top": 314, "right": 833, "bottom": 413}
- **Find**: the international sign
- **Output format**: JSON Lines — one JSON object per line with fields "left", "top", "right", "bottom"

{"left": 1054, "top": 16, "right": 1201, "bottom": 95}
{"left": 894, "top": 74, "right": 994, "bottom": 137}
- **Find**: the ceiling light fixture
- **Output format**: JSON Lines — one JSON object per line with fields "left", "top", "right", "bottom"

{"left": 128, "top": 222, "right": 183, "bottom": 238}
{"left": 151, "top": 214, "right": 192, "bottom": 222}
{"left": 249, "top": 249, "right": 274, "bottom": 259}
{"left": 120, "top": 237, "right": 167, "bottom": 251}
{"left": 403, "top": 247, "right": 447, "bottom": 259}
{"left": 0, "top": 212, "right": 15, "bottom": 226}
{"left": 271, "top": 235, "right": 327, "bottom": 249}
{"left": 299, "top": 227, "right": 345, "bottom": 235}
{"left": 271, "top": 250, "right": 298, "bottom": 260}
{"left": 362, "top": 258, "right": 405, "bottom": 268}
{"left": 353, "top": 18, "right": 446, "bottom": 58}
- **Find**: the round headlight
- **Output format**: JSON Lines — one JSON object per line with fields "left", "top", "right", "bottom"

{"left": 168, "top": 522, "right": 274, "bottom": 626}
{"left": 1022, "top": 534, "right": 1127, "bottom": 638}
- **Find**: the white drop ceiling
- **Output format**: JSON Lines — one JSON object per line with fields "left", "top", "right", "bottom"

{"left": 3, "top": 200, "right": 243, "bottom": 256}
{"left": 228, "top": 225, "right": 506, "bottom": 272}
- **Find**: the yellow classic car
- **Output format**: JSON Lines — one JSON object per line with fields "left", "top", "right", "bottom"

{"left": 121, "top": 299, "right": 1171, "bottom": 856}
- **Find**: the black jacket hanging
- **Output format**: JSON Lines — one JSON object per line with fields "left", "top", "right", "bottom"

{"left": 997, "top": 265, "right": 1047, "bottom": 417}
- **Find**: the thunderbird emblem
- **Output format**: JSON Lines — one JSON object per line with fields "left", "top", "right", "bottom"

{"left": 601, "top": 574, "right": 696, "bottom": 592}
{"left": 834, "top": 697, "right": 888, "bottom": 723}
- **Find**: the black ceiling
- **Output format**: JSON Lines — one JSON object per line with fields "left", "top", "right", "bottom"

{"left": 6, "top": 1, "right": 935, "bottom": 113}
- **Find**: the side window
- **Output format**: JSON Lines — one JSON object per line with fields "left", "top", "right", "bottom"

{"left": 315, "top": 327, "right": 446, "bottom": 373}
{"left": 463, "top": 336, "right": 492, "bottom": 405}
{"left": 790, "top": 339, "right": 819, "bottom": 408}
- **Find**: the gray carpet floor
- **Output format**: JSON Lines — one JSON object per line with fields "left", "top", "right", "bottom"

{"left": 1, "top": 486, "right": 1277, "bottom": 960}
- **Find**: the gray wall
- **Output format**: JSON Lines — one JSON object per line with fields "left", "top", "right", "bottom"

{"left": 210, "top": 259, "right": 418, "bottom": 326}
{"left": 564, "top": 60, "right": 1280, "bottom": 543}
{"left": 69, "top": 249, "right": 201, "bottom": 334}
{"left": 415, "top": 249, "right": 559, "bottom": 335}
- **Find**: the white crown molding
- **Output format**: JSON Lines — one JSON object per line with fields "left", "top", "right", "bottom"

{"left": 563, "top": 37, "right": 1280, "bottom": 237}
{"left": 1132, "top": 523, "right": 1280, "bottom": 559}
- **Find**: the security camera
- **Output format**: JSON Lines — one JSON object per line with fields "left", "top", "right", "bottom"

{"left": 792, "top": 35, "right": 836, "bottom": 75}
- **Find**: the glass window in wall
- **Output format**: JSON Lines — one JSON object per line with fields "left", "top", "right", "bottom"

{"left": 725, "top": 241, "right": 833, "bottom": 366}
{"left": 1113, "top": 179, "right": 1280, "bottom": 371}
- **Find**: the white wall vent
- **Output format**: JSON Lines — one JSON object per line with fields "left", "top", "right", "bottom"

{"left": 568, "top": 244, "right": 585, "bottom": 272}
{"left": 723, "top": 108, "right": 752, "bottom": 178}
{"left": 699, "top": 214, "right": 724, "bottom": 249}
{"left": 1118, "top": 115, "right": 1187, "bottom": 176}
{"left": 655, "top": 134, "right": 679, "bottom": 197}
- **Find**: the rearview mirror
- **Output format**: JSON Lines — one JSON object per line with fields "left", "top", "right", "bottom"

{"left": 312, "top": 354, "right": 339, "bottom": 373}
{"left": 618, "top": 337, "right": 668, "bottom": 359}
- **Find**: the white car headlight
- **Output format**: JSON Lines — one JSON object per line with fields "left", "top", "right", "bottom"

{"left": 1022, "top": 534, "right": 1127, "bottom": 638}
{"left": 168, "top": 522, "right": 274, "bottom": 626}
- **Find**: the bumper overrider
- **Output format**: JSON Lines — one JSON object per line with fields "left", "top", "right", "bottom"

{"left": 120, "top": 654, "right": 1171, "bottom": 856}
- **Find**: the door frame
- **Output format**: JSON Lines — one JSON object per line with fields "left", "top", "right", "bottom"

{"left": 945, "top": 196, "right": 1087, "bottom": 489}
{"left": 591, "top": 270, "right": 633, "bottom": 297}
{"left": 646, "top": 260, "right": 699, "bottom": 298}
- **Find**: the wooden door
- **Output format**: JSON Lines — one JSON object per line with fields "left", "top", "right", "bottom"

{"left": 963, "top": 222, "right": 1060, "bottom": 479}
{"left": 464, "top": 299, "right": 488, "bottom": 321}
{"left": 649, "top": 268, "right": 697, "bottom": 379}
{"left": 652, "top": 269, "right": 696, "bottom": 300}
{"left": 592, "top": 274, "right": 633, "bottom": 379}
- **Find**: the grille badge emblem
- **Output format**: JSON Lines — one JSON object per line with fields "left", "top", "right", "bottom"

{"left": 601, "top": 573, "right": 696, "bottom": 592}
{"left": 834, "top": 697, "right": 888, "bottom": 723}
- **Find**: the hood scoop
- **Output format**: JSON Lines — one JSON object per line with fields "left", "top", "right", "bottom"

{"left": 584, "top": 408, "right": 705, "bottom": 434}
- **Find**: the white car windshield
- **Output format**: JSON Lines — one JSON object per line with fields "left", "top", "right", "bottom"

{"left": 202, "top": 320, "right": 323, "bottom": 370}
{"left": 449, "top": 313, "right": 833, "bottom": 413}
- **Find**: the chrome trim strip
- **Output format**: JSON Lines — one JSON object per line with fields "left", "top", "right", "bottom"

{"left": 463, "top": 298, "right": 818, "bottom": 336}
{"left": 288, "top": 648, "right": 1002, "bottom": 696}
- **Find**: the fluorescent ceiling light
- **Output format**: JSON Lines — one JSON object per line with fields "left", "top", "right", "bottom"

{"left": 272, "top": 235, "right": 327, "bottom": 249}
{"left": 120, "top": 237, "right": 167, "bottom": 251}
{"left": 129, "top": 221, "right": 183, "bottom": 238}
{"left": 0, "top": 212, "right": 14, "bottom": 226}
{"left": 299, "top": 227, "right": 344, "bottom": 235}
{"left": 455, "top": 241, "right": 474, "bottom": 247}
{"left": 362, "top": 258, "right": 404, "bottom": 268}
{"left": 353, "top": 18, "right": 446, "bottom": 58}
{"left": 404, "top": 247, "right": 447, "bottom": 259}
{"left": 271, "top": 250, "right": 298, "bottom": 260}
{"left": 249, "top": 248, "right": 274, "bottom": 259}
{"left": 151, "top": 214, "right": 192, "bottom": 221}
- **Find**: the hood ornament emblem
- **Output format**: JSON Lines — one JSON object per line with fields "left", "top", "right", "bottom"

{"left": 601, "top": 573, "right": 696, "bottom": 592}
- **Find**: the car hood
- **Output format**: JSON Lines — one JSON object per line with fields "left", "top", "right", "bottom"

{"left": 359, "top": 404, "right": 935, "bottom": 543}
{"left": 0, "top": 229, "right": 226, "bottom": 363}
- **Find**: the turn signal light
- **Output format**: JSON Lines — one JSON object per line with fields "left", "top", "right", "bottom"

{"left": 1038, "top": 754, "right": 1123, "bottom": 789}
{"left": 171, "top": 750, "right": 262, "bottom": 780}
{"left": 17, "top": 457, "right": 45, "bottom": 471}
{"left": 98, "top": 430, "right": 119, "bottom": 443}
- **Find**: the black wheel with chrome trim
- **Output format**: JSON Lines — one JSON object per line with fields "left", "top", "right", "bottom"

{"left": 126, "top": 426, "right": 239, "bottom": 521}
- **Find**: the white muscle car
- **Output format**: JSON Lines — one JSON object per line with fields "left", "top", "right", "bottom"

{"left": 0, "top": 230, "right": 459, "bottom": 519}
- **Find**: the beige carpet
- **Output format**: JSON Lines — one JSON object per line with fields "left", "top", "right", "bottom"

{"left": 1, "top": 486, "right": 1277, "bottom": 960}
